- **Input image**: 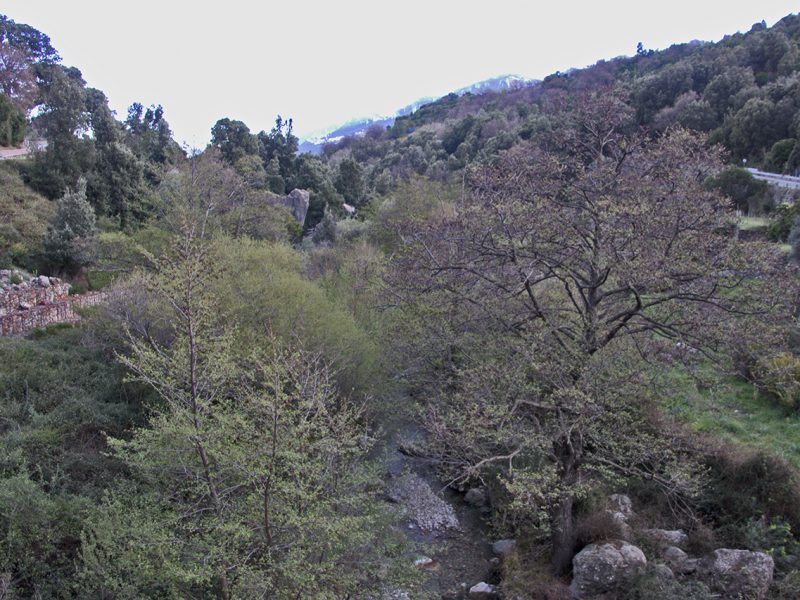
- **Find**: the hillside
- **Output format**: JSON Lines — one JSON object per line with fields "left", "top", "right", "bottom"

{"left": 1, "top": 9, "right": 800, "bottom": 600}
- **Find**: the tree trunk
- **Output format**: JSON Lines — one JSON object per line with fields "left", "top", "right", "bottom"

{"left": 550, "top": 432, "right": 582, "bottom": 575}
{"left": 551, "top": 493, "right": 576, "bottom": 575}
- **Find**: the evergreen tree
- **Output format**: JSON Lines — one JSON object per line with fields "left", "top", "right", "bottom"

{"left": 43, "top": 178, "right": 96, "bottom": 270}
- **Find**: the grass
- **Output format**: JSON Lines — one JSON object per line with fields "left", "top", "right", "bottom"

{"left": 663, "top": 369, "right": 800, "bottom": 468}
{"left": 738, "top": 216, "right": 771, "bottom": 230}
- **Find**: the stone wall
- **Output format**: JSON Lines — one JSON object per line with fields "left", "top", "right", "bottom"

{"left": 0, "top": 270, "right": 108, "bottom": 336}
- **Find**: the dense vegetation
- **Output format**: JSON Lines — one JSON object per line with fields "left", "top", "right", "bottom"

{"left": 2, "top": 10, "right": 800, "bottom": 599}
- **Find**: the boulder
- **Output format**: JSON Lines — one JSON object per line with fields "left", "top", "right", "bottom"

{"left": 653, "top": 563, "right": 674, "bottom": 580}
{"left": 641, "top": 528, "right": 688, "bottom": 549}
{"left": 609, "top": 494, "right": 634, "bottom": 518}
{"left": 271, "top": 188, "right": 310, "bottom": 225}
{"left": 570, "top": 540, "right": 647, "bottom": 599}
{"left": 464, "top": 487, "right": 487, "bottom": 507}
{"left": 37, "top": 276, "right": 51, "bottom": 288}
{"left": 662, "top": 546, "right": 694, "bottom": 574}
{"left": 468, "top": 581, "right": 497, "bottom": 598}
{"left": 491, "top": 539, "right": 516, "bottom": 556}
{"left": 697, "top": 549, "right": 774, "bottom": 600}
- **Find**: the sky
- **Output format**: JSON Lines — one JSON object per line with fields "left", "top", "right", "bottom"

{"left": 3, "top": 0, "right": 799, "bottom": 147}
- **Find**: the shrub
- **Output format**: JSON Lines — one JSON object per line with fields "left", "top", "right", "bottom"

{"left": 754, "top": 352, "right": 800, "bottom": 411}
{"left": 619, "top": 565, "right": 713, "bottom": 599}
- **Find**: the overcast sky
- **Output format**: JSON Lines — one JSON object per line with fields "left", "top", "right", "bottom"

{"left": 3, "top": 1, "right": 799, "bottom": 146}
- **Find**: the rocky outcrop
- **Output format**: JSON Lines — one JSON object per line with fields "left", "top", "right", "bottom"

{"left": 270, "top": 189, "right": 309, "bottom": 225}
{"left": 697, "top": 548, "right": 774, "bottom": 600}
{"left": 570, "top": 540, "right": 647, "bottom": 599}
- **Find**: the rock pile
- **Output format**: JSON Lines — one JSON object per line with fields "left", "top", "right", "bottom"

{"left": 570, "top": 494, "right": 775, "bottom": 599}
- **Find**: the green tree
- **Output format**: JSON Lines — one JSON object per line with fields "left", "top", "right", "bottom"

{"left": 335, "top": 158, "right": 366, "bottom": 208}
{"left": 86, "top": 222, "right": 407, "bottom": 598}
{"left": 210, "top": 117, "right": 258, "bottom": 164}
{"left": 0, "top": 93, "right": 25, "bottom": 146}
{"left": 26, "top": 65, "right": 94, "bottom": 198}
{"left": 43, "top": 177, "right": 96, "bottom": 270}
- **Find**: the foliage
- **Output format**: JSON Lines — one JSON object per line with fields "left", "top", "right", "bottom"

{"left": 618, "top": 565, "right": 713, "bottom": 599}
{"left": 755, "top": 352, "right": 800, "bottom": 411}
{"left": 0, "top": 328, "right": 146, "bottom": 596}
{"left": 43, "top": 177, "right": 97, "bottom": 271}
{"left": 385, "top": 95, "right": 794, "bottom": 574}
{"left": 0, "top": 93, "right": 25, "bottom": 146}
{"left": 91, "top": 224, "right": 409, "bottom": 598}
{"left": 706, "top": 167, "right": 770, "bottom": 215}
{"left": 0, "top": 162, "right": 54, "bottom": 268}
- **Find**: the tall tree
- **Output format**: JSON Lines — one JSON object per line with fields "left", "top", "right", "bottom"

{"left": 387, "top": 96, "right": 793, "bottom": 574}
{"left": 84, "top": 220, "right": 409, "bottom": 597}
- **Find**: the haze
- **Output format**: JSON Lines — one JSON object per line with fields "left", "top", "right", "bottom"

{"left": 3, "top": 0, "right": 798, "bottom": 146}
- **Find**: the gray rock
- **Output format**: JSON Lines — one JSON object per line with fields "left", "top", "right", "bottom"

{"left": 654, "top": 563, "right": 674, "bottom": 579}
{"left": 464, "top": 487, "right": 487, "bottom": 507}
{"left": 270, "top": 188, "right": 310, "bottom": 225}
{"left": 18, "top": 301, "right": 32, "bottom": 310}
{"left": 610, "top": 494, "right": 634, "bottom": 517}
{"left": 641, "top": 528, "right": 688, "bottom": 549}
{"left": 570, "top": 540, "right": 646, "bottom": 599}
{"left": 491, "top": 539, "right": 516, "bottom": 556}
{"left": 662, "top": 545, "right": 691, "bottom": 572}
{"left": 37, "top": 276, "right": 51, "bottom": 288}
{"left": 697, "top": 549, "right": 774, "bottom": 600}
{"left": 386, "top": 473, "right": 459, "bottom": 531}
{"left": 468, "top": 581, "right": 497, "bottom": 598}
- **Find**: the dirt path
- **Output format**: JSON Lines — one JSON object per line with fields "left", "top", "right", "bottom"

{"left": 375, "top": 398, "right": 496, "bottom": 598}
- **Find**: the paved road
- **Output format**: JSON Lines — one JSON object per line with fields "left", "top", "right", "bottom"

{"left": 0, "top": 140, "right": 47, "bottom": 161}
{"left": 746, "top": 168, "right": 800, "bottom": 190}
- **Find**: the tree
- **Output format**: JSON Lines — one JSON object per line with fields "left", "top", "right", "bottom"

{"left": 0, "top": 14, "right": 59, "bottom": 113}
{"left": 707, "top": 166, "right": 770, "bottom": 215}
{"left": 0, "top": 93, "right": 25, "bottom": 146}
{"left": 26, "top": 65, "right": 94, "bottom": 198}
{"left": 43, "top": 178, "right": 96, "bottom": 270}
{"left": 85, "top": 219, "right": 407, "bottom": 597}
{"left": 387, "top": 95, "right": 793, "bottom": 574}
{"left": 335, "top": 158, "right": 366, "bottom": 208}
{"left": 210, "top": 117, "right": 257, "bottom": 164}
{"left": 257, "top": 115, "right": 298, "bottom": 185}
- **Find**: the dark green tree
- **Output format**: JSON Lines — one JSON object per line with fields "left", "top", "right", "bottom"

{"left": 43, "top": 178, "right": 96, "bottom": 270}
{"left": 0, "top": 93, "right": 25, "bottom": 146}
{"left": 210, "top": 117, "right": 258, "bottom": 164}
{"left": 335, "top": 158, "right": 366, "bottom": 208}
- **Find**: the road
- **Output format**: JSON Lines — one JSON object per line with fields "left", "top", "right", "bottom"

{"left": 746, "top": 167, "right": 800, "bottom": 190}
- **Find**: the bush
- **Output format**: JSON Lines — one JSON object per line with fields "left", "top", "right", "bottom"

{"left": 699, "top": 444, "right": 800, "bottom": 535}
{"left": 619, "top": 565, "right": 713, "bottom": 599}
{"left": 754, "top": 352, "right": 800, "bottom": 411}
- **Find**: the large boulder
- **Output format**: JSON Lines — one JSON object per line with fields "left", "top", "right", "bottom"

{"left": 697, "top": 549, "right": 774, "bottom": 600}
{"left": 570, "top": 540, "right": 647, "bottom": 599}
{"left": 271, "top": 188, "right": 309, "bottom": 226}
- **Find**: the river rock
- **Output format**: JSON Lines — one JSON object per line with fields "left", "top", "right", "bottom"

{"left": 468, "top": 581, "right": 497, "bottom": 598}
{"left": 570, "top": 540, "right": 647, "bottom": 599}
{"left": 697, "top": 548, "right": 774, "bottom": 600}
{"left": 386, "top": 472, "right": 459, "bottom": 531}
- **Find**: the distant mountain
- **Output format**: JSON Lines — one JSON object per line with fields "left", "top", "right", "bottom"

{"left": 298, "top": 75, "right": 535, "bottom": 154}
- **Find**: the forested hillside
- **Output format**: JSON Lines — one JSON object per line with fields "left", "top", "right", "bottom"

{"left": 2, "top": 10, "right": 800, "bottom": 600}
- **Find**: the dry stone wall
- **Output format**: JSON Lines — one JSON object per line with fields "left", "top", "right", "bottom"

{"left": 0, "top": 270, "right": 107, "bottom": 336}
